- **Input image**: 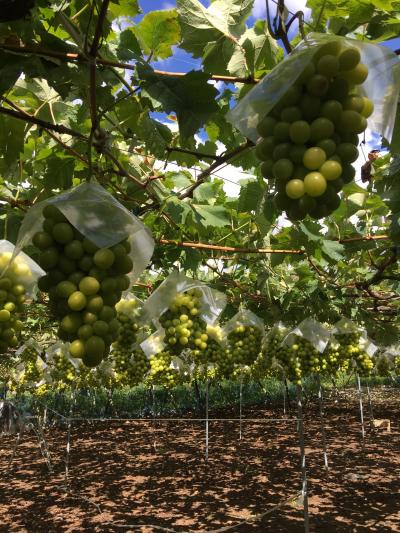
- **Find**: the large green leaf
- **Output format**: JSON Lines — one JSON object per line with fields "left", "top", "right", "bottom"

{"left": 177, "top": 0, "right": 253, "bottom": 75}
{"left": 109, "top": 0, "right": 141, "bottom": 18}
{"left": 134, "top": 10, "right": 180, "bottom": 60}
{"left": 191, "top": 204, "right": 230, "bottom": 227}
{"left": 117, "top": 29, "right": 142, "bottom": 61}
{"left": 239, "top": 20, "right": 279, "bottom": 75}
{"left": 135, "top": 112, "right": 173, "bottom": 158}
{"left": 138, "top": 66, "right": 219, "bottom": 139}
{"left": 237, "top": 179, "right": 264, "bottom": 212}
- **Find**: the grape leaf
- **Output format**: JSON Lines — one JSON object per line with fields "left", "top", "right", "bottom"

{"left": 117, "top": 29, "right": 142, "bottom": 61}
{"left": 134, "top": 10, "right": 180, "bottom": 60}
{"left": 191, "top": 204, "right": 230, "bottom": 227}
{"left": 138, "top": 66, "right": 219, "bottom": 139}
{"left": 238, "top": 180, "right": 264, "bottom": 212}
{"left": 177, "top": 0, "right": 253, "bottom": 75}
{"left": 109, "top": 0, "right": 141, "bottom": 18}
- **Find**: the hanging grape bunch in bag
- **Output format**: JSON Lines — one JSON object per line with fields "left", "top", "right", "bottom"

{"left": 255, "top": 41, "right": 373, "bottom": 220}
{"left": 19, "top": 182, "right": 154, "bottom": 369}
{"left": 111, "top": 298, "right": 150, "bottom": 386}
{"left": 160, "top": 289, "right": 209, "bottom": 354}
{"left": 0, "top": 242, "right": 44, "bottom": 355}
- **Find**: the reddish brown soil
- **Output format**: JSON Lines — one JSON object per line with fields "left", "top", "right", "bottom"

{"left": 0, "top": 388, "right": 399, "bottom": 532}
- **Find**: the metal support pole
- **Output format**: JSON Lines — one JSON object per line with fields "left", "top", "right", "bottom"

{"left": 205, "top": 376, "right": 209, "bottom": 461}
{"left": 356, "top": 374, "right": 366, "bottom": 450}
{"left": 366, "top": 378, "right": 375, "bottom": 429}
{"left": 317, "top": 374, "right": 329, "bottom": 471}
{"left": 296, "top": 383, "right": 310, "bottom": 533}
{"left": 65, "top": 388, "right": 76, "bottom": 485}
{"left": 239, "top": 376, "right": 243, "bottom": 441}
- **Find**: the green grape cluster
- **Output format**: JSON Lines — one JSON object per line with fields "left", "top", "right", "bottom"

{"left": 275, "top": 336, "right": 322, "bottom": 384}
{"left": 333, "top": 332, "right": 373, "bottom": 376}
{"left": 215, "top": 348, "right": 236, "bottom": 379}
{"left": 147, "top": 350, "right": 180, "bottom": 387}
{"left": 48, "top": 350, "right": 76, "bottom": 388}
{"left": 254, "top": 327, "right": 288, "bottom": 379}
{"left": 192, "top": 338, "right": 224, "bottom": 366}
{"left": 323, "top": 339, "right": 350, "bottom": 376}
{"left": 111, "top": 345, "right": 150, "bottom": 386}
{"left": 114, "top": 298, "right": 142, "bottom": 348}
{"left": 256, "top": 41, "right": 373, "bottom": 220}
{"left": 34, "top": 204, "right": 134, "bottom": 367}
{"left": 160, "top": 289, "right": 208, "bottom": 354}
{"left": 0, "top": 252, "right": 33, "bottom": 355}
{"left": 14, "top": 345, "right": 44, "bottom": 390}
{"left": 227, "top": 325, "right": 263, "bottom": 366}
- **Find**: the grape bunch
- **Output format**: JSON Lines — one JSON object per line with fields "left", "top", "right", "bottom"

{"left": 13, "top": 345, "right": 45, "bottom": 391}
{"left": 215, "top": 348, "right": 236, "bottom": 379}
{"left": 114, "top": 298, "right": 143, "bottom": 348}
{"left": 33, "top": 204, "right": 134, "bottom": 367}
{"left": 227, "top": 325, "right": 263, "bottom": 366}
{"left": 191, "top": 324, "right": 224, "bottom": 366}
{"left": 333, "top": 332, "right": 373, "bottom": 376}
{"left": 275, "top": 336, "right": 323, "bottom": 383}
{"left": 256, "top": 41, "right": 373, "bottom": 220}
{"left": 160, "top": 289, "right": 209, "bottom": 354}
{"left": 254, "top": 326, "right": 288, "bottom": 379}
{"left": 111, "top": 345, "right": 150, "bottom": 386}
{"left": 192, "top": 339, "right": 224, "bottom": 366}
{"left": 147, "top": 350, "right": 180, "bottom": 388}
{"left": 0, "top": 252, "right": 34, "bottom": 355}
{"left": 48, "top": 349, "right": 77, "bottom": 389}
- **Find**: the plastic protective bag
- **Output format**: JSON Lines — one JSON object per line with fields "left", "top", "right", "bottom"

{"left": 332, "top": 317, "right": 363, "bottom": 336}
{"left": 227, "top": 32, "right": 400, "bottom": 143}
{"left": 46, "top": 341, "right": 82, "bottom": 372}
{"left": 282, "top": 318, "right": 331, "bottom": 353}
{"left": 0, "top": 240, "right": 44, "bottom": 297}
{"left": 262, "top": 322, "right": 288, "bottom": 349}
{"left": 141, "top": 271, "right": 227, "bottom": 327}
{"left": 140, "top": 328, "right": 166, "bottom": 358}
{"left": 16, "top": 181, "right": 154, "bottom": 283}
{"left": 359, "top": 335, "right": 378, "bottom": 358}
{"left": 222, "top": 309, "right": 265, "bottom": 341}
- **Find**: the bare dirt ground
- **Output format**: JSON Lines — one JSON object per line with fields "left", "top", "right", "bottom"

{"left": 0, "top": 387, "right": 399, "bottom": 532}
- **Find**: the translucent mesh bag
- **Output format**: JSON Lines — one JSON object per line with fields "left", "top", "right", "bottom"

{"left": 0, "top": 239, "right": 44, "bottom": 297}
{"left": 227, "top": 32, "right": 400, "bottom": 144}
{"left": 16, "top": 181, "right": 154, "bottom": 283}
